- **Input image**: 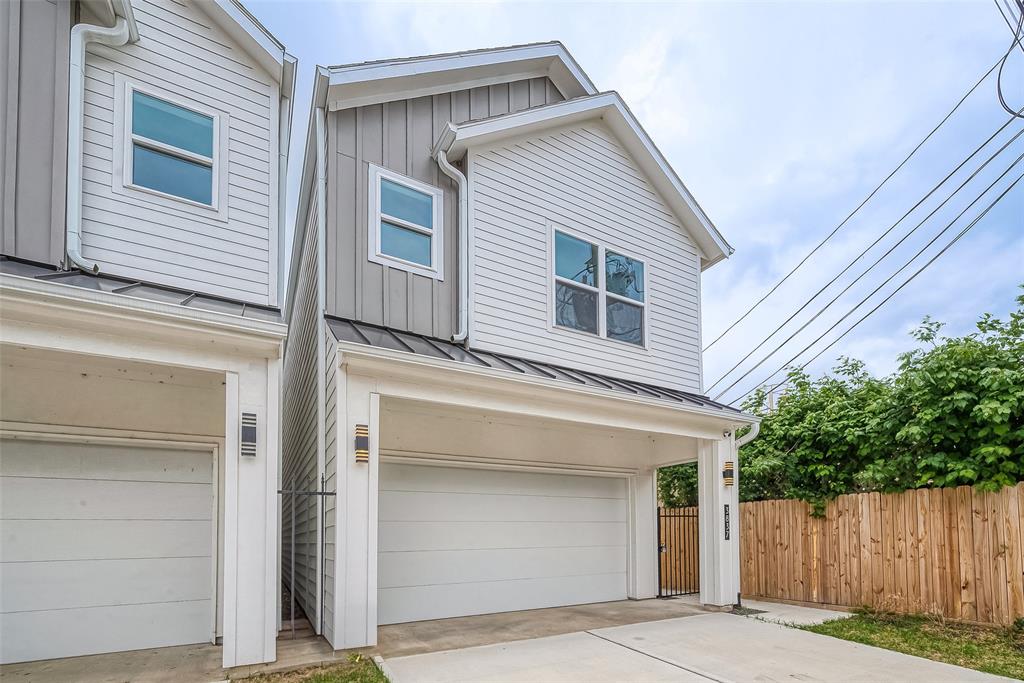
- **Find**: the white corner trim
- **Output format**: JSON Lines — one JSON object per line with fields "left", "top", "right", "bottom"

{"left": 367, "top": 164, "right": 445, "bottom": 281}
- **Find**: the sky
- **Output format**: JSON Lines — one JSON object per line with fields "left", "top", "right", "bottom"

{"left": 250, "top": 0, "right": 1024, "bottom": 404}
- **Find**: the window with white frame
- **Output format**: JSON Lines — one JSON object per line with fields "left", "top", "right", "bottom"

{"left": 553, "top": 229, "right": 647, "bottom": 346}
{"left": 368, "top": 164, "right": 444, "bottom": 279}
{"left": 121, "top": 82, "right": 222, "bottom": 209}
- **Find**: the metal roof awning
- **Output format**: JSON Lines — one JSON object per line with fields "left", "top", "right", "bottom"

{"left": 326, "top": 316, "right": 747, "bottom": 419}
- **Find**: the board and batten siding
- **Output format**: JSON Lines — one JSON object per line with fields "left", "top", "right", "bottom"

{"left": 79, "top": 0, "right": 278, "bottom": 305}
{"left": 469, "top": 121, "right": 703, "bottom": 392}
{"left": 281, "top": 192, "right": 320, "bottom": 628}
{"left": 325, "top": 78, "right": 564, "bottom": 337}
{"left": 0, "top": 0, "right": 70, "bottom": 266}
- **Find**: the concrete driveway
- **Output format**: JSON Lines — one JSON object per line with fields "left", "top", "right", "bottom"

{"left": 381, "top": 612, "right": 1012, "bottom": 683}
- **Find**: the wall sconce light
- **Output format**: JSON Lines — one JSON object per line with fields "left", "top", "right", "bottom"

{"left": 722, "top": 461, "right": 734, "bottom": 486}
{"left": 355, "top": 424, "right": 369, "bottom": 463}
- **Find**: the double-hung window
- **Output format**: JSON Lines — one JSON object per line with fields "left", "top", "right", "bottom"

{"left": 368, "top": 164, "right": 444, "bottom": 280}
{"left": 552, "top": 228, "right": 647, "bottom": 347}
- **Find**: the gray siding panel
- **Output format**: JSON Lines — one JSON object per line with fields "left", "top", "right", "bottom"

{"left": 0, "top": 0, "right": 70, "bottom": 266}
{"left": 325, "top": 77, "right": 565, "bottom": 335}
{"left": 282, "top": 191, "right": 320, "bottom": 627}
{"left": 321, "top": 328, "right": 338, "bottom": 645}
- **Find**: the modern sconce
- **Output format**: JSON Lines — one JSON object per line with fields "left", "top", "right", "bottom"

{"left": 722, "top": 460, "right": 734, "bottom": 486}
{"left": 240, "top": 412, "right": 257, "bottom": 457}
{"left": 355, "top": 424, "right": 369, "bottom": 463}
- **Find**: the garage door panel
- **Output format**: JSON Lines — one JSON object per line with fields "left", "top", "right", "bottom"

{"left": 0, "top": 441, "right": 211, "bottom": 483}
{"left": 2, "top": 557, "right": 212, "bottom": 613}
{"left": 1, "top": 519, "right": 211, "bottom": 562}
{"left": 379, "top": 490, "right": 627, "bottom": 523}
{"left": 378, "top": 520, "right": 628, "bottom": 552}
{"left": 0, "top": 600, "right": 212, "bottom": 664}
{"left": 379, "top": 546, "right": 626, "bottom": 588}
{"left": 378, "top": 573, "right": 627, "bottom": 625}
{"left": 1, "top": 477, "right": 212, "bottom": 520}
{"left": 381, "top": 463, "right": 628, "bottom": 499}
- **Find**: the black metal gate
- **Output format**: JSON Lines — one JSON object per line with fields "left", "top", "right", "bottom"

{"left": 657, "top": 506, "right": 699, "bottom": 597}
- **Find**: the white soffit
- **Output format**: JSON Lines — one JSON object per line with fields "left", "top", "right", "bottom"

{"left": 325, "top": 42, "right": 597, "bottom": 111}
{"left": 438, "top": 92, "right": 734, "bottom": 270}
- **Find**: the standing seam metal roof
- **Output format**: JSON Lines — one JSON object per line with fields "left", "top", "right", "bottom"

{"left": 326, "top": 316, "right": 744, "bottom": 416}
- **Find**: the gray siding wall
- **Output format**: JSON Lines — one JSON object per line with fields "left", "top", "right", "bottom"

{"left": 321, "top": 327, "right": 338, "bottom": 645}
{"left": 325, "top": 78, "right": 564, "bottom": 337}
{"left": 0, "top": 0, "right": 70, "bottom": 266}
{"left": 281, "top": 192, "right": 320, "bottom": 626}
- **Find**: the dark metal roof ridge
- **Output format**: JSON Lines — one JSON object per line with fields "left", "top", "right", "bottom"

{"left": 324, "top": 316, "right": 744, "bottom": 416}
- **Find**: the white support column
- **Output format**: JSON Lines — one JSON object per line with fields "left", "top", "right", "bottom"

{"left": 697, "top": 435, "right": 740, "bottom": 607}
{"left": 333, "top": 372, "right": 380, "bottom": 649}
{"left": 628, "top": 469, "right": 658, "bottom": 599}
{"left": 222, "top": 362, "right": 278, "bottom": 668}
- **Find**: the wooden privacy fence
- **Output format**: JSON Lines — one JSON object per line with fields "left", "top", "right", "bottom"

{"left": 739, "top": 483, "right": 1024, "bottom": 625}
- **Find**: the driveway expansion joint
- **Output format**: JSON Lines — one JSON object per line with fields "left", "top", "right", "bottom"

{"left": 582, "top": 629, "right": 732, "bottom": 683}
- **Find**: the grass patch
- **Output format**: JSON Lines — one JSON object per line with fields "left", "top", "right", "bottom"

{"left": 249, "top": 654, "right": 388, "bottom": 683}
{"left": 802, "top": 611, "right": 1024, "bottom": 680}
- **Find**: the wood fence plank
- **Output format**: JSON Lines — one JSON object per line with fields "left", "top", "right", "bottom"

{"left": 905, "top": 489, "right": 919, "bottom": 613}
{"left": 972, "top": 487, "right": 992, "bottom": 623}
{"left": 858, "top": 493, "right": 871, "bottom": 606}
{"left": 929, "top": 488, "right": 945, "bottom": 615}
{"left": 826, "top": 498, "right": 838, "bottom": 605}
{"left": 881, "top": 491, "right": 895, "bottom": 607}
{"left": 1008, "top": 485, "right": 1024, "bottom": 621}
{"left": 894, "top": 490, "right": 907, "bottom": 607}
{"left": 957, "top": 486, "right": 977, "bottom": 621}
{"left": 990, "top": 489, "right": 1010, "bottom": 625}
{"left": 839, "top": 495, "right": 851, "bottom": 606}
{"left": 916, "top": 489, "right": 931, "bottom": 614}
{"left": 942, "top": 486, "right": 961, "bottom": 620}
{"left": 870, "top": 492, "right": 883, "bottom": 607}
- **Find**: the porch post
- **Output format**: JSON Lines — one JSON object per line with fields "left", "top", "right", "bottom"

{"left": 697, "top": 435, "right": 740, "bottom": 607}
{"left": 333, "top": 371, "right": 380, "bottom": 648}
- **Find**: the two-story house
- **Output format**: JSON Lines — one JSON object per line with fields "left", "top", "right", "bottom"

{"left": 282, "top": 43, "right": 760, "bottom": 651}
{"left": 0, "top": 0, "right": 294, "bottom": 668}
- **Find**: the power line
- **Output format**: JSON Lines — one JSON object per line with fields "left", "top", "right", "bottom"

{"left": 731, "top": 167, "right": 1024, "bottom": 405}
{"left": 996, "top": 6, "right": 1024, "bottom": 119}
{"left": 705, "top": 117, "right": 1024, "bottom": 395}
{"left": 994, "top": 0, "right": 1024, "bottom": 55}
{"left": 702, "top": 55, "right": 1005, "bottom": 352}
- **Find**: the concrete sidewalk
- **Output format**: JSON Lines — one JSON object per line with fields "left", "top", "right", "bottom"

{"left": 382, "top": 612, "right": 1013, "bottom": 683}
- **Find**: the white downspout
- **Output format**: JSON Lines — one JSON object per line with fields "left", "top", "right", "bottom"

{"left": 313, "top": 105, "right": 328, "bottom": 635}
{"left": 66, "top": 17, "right": 131, "bottom": 273}
{"left": 436, "top": 149, "right": 469, "bottom": 344}
{"left": 735, "top": 421, "right": 760, "bottom": 449}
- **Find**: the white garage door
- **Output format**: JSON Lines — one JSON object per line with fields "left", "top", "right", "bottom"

{"left": 378, "top": 463, "right": 628, "bottom": 624}
{"left": 0, "top": 437, "right": 214, "bottom": 664}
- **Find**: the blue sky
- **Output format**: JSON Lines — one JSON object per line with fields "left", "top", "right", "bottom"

{"left": 252, "top": 0, "right": 1024, "bottom": 403}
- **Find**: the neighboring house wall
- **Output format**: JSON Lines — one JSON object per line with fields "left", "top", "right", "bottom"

{"left": 325, "top": 78, "right": 564, "bottom": 338}
{"left": 79, "top": 0, "right": 279, "bottom": 305}
{"left": 321, "top": 327, "right": 338, "bottom": 644}
{"left": 0, "top": 0, "right": 70, "bottom": 266}
{"left": 469, "top": 121, "right": 703, "bottom": 392}
{"left": 281, "top": 193, "right": 320, "bottom": 625}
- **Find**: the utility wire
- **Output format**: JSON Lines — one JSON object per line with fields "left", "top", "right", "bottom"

{"left": 996, "top": 7, "right": 1024, "bottom": 119}
{"left": 994, "top": 0, "right": 1024, "bottom": 55}
{"left": 705, "top": 117, "right": 1024, "bottom": 395}
{"left": 730, "top": 166, "right": 1024, "bottom": 405}
{"left": 702, "top": 55, "right": 1005, "bottom": 353}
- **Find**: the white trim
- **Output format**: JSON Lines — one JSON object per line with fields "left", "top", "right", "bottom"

{"left": 367, "top": 164, "right": 445, "bottom": 280}
{"left": 437, "top": 92, "right": 733, "bottom": 270}
{"left": 326, "top": 42, "right": 596, "bottom": 112}
{"left": 548, "top": 223, "right": 650, "bottom": 351}
{"left": 0, "top": 424, "right": 221, "bottom": 646}
{"left": 380, "top": 451, "right": 638, "bottom": 477}
{"left": 112, "top": 74, "right": 229, "bottom": 220}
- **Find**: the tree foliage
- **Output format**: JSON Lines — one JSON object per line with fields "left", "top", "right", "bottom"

{"left": 658, "top": 287, "right": 1024, "bottom": 510}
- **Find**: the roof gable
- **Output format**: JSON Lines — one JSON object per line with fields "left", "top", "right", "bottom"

{"left": 434, "top": 92, "right": 733, "bottom": 270}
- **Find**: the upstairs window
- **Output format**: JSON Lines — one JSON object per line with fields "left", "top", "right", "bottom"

{"left": 368, "top": 164, "right": 444, "bottom": 279}
{"left": 128, "top": 90, "right": 216, "bottom": 206}
{"left": 552, "top": 228, "right": 647, "bottom": 347}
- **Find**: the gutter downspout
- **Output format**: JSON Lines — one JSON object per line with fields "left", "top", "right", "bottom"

{"left": 435, "top": 148, "right": 469, "bottom": 344}
{"left": 313, "top": 104, "right": 328, "bottom": 636}
{"left": 66, "top": 17, "right": 131, "bottom": 273}
{"left": 735, "top": 421, "right": 760, "bottom": 449}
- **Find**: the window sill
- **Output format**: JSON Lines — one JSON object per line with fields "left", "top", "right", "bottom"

{"left": 549, "top": 322, "right": 651, "bottom": 354}
{"left": 368, "top": 251, "right": 444, "bottom": 281}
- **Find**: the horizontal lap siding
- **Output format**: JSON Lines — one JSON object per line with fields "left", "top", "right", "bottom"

{"left": 322, "top": 330, "right": 338, "bottom": 643}
{"left": 470, "top": 122, "right": 702, "bottom": 392}
{"left": 282, "top": 193, "right": 320, "bottom": 627}
{"left": 326, "top": 77, "right": 564, "bottom": 335}
{"left": 79, "top": 0, "right": 276, "bottom": 305}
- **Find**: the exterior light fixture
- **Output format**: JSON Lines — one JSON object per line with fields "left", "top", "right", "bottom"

{"left": 355, "top": 424, "right": 369, "bottom": 463}
{"left": 722, "top": 460, "right": 734, "bottom": 486}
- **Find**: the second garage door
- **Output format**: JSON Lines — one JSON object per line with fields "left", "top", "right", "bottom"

{"left": 378, "top": 462, "right": 628, "bottom": 624}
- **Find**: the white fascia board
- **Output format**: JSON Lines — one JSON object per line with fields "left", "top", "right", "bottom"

{"left": 438, "top": 92, "right": 734, "bottom": 270}
{"left": 197, "top": 0, "right": 288, "bottom": 80}
{"left": 325, "top": 42, "right": 596, "bottom": 111}
{"left": 333, "top": 339, "right": 760, "bottom": 430}
{"left": 0, "top": 273, "right": 287, "bottom": 343}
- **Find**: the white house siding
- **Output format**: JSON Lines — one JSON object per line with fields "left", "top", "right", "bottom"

{"left": 321, "top": 328, "right": 338, "bottom": 644}
{"left": 469, "top": 121, "right": 703, "bottom": 392}
{"left": 281, "top": 196, "right": 320, "bottom": 626}
{"left": 79, "top": 0, "right": 277, "bottom": 305}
